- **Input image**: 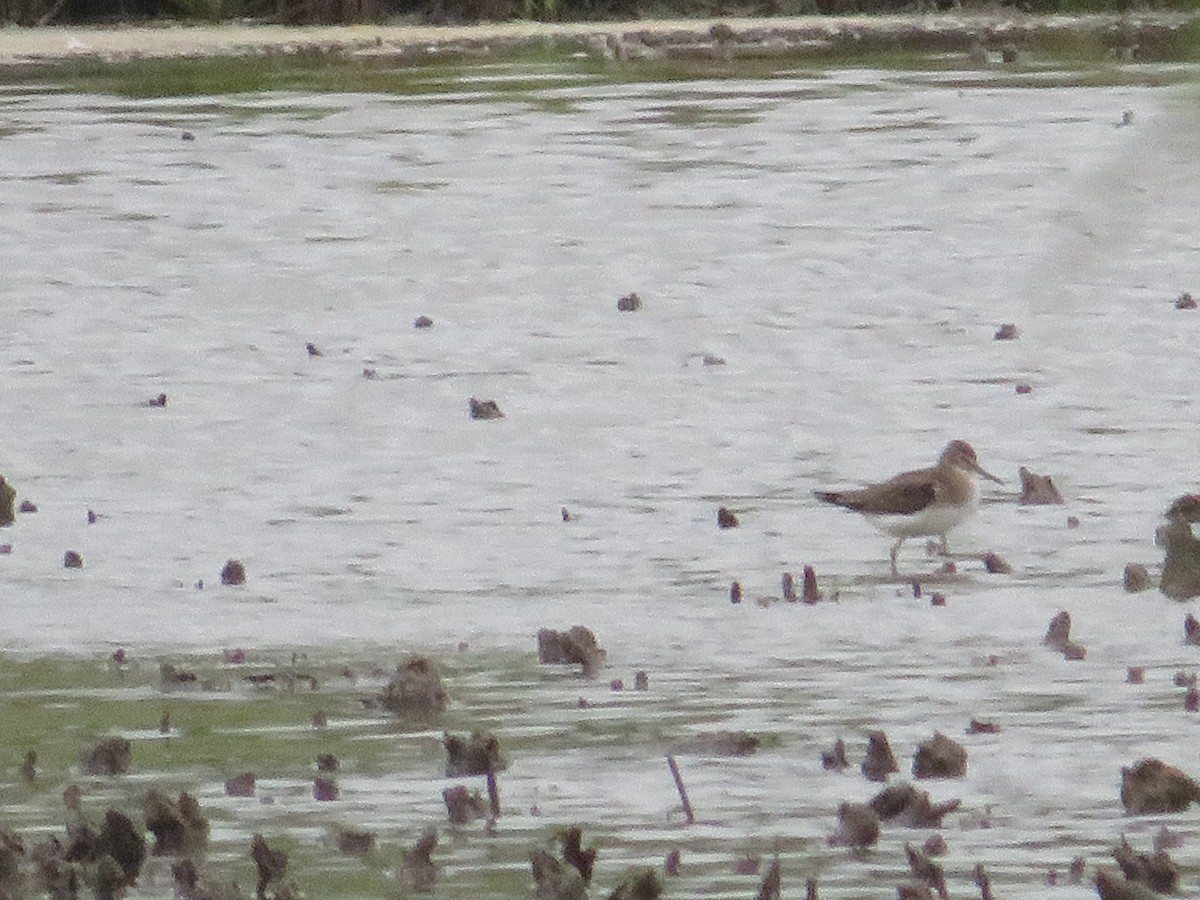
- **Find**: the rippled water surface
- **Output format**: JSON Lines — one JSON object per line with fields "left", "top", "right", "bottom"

{"left": 3, "top": 56, "right": 1200, "bottom": 898}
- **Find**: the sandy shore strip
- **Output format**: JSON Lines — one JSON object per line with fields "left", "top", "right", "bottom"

{"left": 0, "top": 12, "right": 1196, "bottom": 65}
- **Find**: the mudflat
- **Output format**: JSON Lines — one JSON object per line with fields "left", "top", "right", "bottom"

{"left": 0, "top": 12, "right": 1192, "bottom": 64}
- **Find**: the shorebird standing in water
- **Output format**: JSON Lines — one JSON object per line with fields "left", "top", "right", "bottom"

{"left": 815, "top": 440, "right": 1002, "bottom": 576}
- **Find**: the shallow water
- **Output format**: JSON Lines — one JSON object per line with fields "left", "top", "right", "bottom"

{"left": 3, "top": 55, "right": 1200, "bottom": 897}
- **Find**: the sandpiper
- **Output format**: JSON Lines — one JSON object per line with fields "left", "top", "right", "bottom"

{"left": 815, "top": 440, "right": 1002, "bottom": 576}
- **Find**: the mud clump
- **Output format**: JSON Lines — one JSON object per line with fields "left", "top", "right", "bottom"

{"left": 1120, "top": 758, "right": 1200, "bottom": 814}
{"left": 827, "top": 802, "right": 880, "bottom": 851}
{"left": 336, "top": 829, "right": 376, "bottom": 856}
{"left": 1113, "top": 835, "right": 1178, "bottom": 893}
{"left": 869, "top": 782, "right": 961, "bottom": 827}
{"left": 821, "top": 737, "right": 849, "bottom": 771}
{"left": 531, "top": 847, "right": 587, "bottom": 900}
{"left": 0, "top": 476, "right": 14, "bottom": 526}
{"left": 220, "top": 559, "right": 246, "bottom": 586}
{"left": 912, "top": 732, "right": 967, "bottom": 779}
{"left": 1123, "top": 563, "right": 1152, "bottom": 593}
{"left": 616, "top": 292, "right": 642, "bottom": 311}
{"left": 442, "top": 785, "right": 488, "bottom": 825}
{"left": 862, "top": 730, "right": 899, "bottom": 782}
{"left": 224, "top": 773, "right": 256, "bottom": 797}
{"left": 469, "top": 398, "right": 504, "bottom": 420}
{"left": 251, "top": 834, "right": 287, "bottom": 900}
{"left": 63, "top": 550, "right": 83, "bottom": 569}
{"left": 1044, "top": 611, "right": 1086, "bottom": 660}
{"left": 81, "top": 737, "right": 131, "bottom": 776}
{"left": 401, "top": 829, "right": 438, "bottom": 893}
{"left": 378, "top": 656, "right": 448, "bottom": 718}
{"left": 444, "top": 730, "right": 506, "bottom": 777}
{"left": 537, "top": 626, "right": 606, "bottom": 678}
{"left": 717, "top": 506, "right": 739, "bottom": 529}
{"left": 1018, "top": 467, "right": 1064, "bottom": 504}
{"left": 607, "top": 866, "right": 663, "bottom": 899}
{"left": 144, "top": 790, "right": 208, "bottom": 856}
{"left": 1159, "top": 495, "right": 1200, "bottom": 600}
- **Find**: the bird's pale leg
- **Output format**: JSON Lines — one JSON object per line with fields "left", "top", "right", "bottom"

{"left": 890, "top": 538, "right": 904, "bottom": 577}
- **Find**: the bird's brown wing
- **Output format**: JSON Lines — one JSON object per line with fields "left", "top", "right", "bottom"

{"left": 815, "top": 471, "right": 936, "bottom": 516}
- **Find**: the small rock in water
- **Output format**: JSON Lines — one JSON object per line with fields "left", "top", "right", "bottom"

{"left": 1186, "top": 688, "right": 1198, "bottom": 712}
{"left": 144, "top": 790, "right": 209, "bottom": 856}
{"left": 702, "top": 354, "right": 725, "bottom": 366}
{"left": 923, "top": 834, "right": 948, "bottom": 856}
{"left": 717, "top": 506, "right": 739, "bottom": 529}
{"left": 181, "top": 130, "right": 195, "bottom": 141}
{"left": 336, "top": 829, "right": 376, "bottom": 856}
{"left": 862, "top": 730, "right": 899, "bottom": 782}
{"left": 559, "top": 826, "right": 596, "bottom": 882}
{"left": 0, "top": 476, "right": 13, "bottom": 526}
{"left": 316, "top": 753, "right": 338, "bottom": 772}
{"left": 378, "top": 655, "right": 448, "bottom": 718}
{"left": 1018, "top": 467, "right": 1064, "bottom": 504}
{"left": 730, "top": 580, "right": 742, "bottom": 604}
{"left": 1015, "top": 382, "right": 1033, "bottom": 394}
{"left": 87, "top": 508, "right": 97, "bottom": 524}
{"left": 20, "top": 750, "right": 36, "bottom": 781}
{"left": 802, "top": 565, "right": 821, "bottom": 603}
{"left": 1124, "top": 563, "right": 1151, "bottom": 593}
{"left": 616, "top": 292, "right": 642, "bottom": 311}
{"left": 755, "top": 857, "right": 780, "bottom": 900}
{"left": 443, "top": 785, "right": 487, "bottom": 825}
{"left": 63, "top": 550, "right": 83, "bottom": 569}
{"left": 443, "top": 730, "right": 506, "bottom": 777}
{"left": 821, "top": 737, "right": 849, "bottom": 771}
{"left": 18, "top": 500, "right": 36, "bottom": 513}
{"left": 1185, "top": 614, "right": 1200, "bottom": 646}
{"left": 468, "top": 397, "right": 504, "bottom": 419}
{"left": 966, "top": 718, "right": 1000, "bottom": 734}
{"left": 782, "top": 571, "right": 797, "bottom": 601}
{"left": 664, "top": 848, "right": 681, "bottom": 876}
{"left": 634, "top": 670, "right": 649, "bottom": 690}
{"left": 1120, "top": 758, "right": 1200, "bottom": 814}
{"left": 993, "top": 323, "right": 1019, "bottom": 340}
{"left": 561, "top": 506, "right": 571, "bottom": 521}
{"left": 1127, "top": 667, "right": 1146, "bottom": 684}
{"left": 80, "top": 737, "right": 131, "bottom": 776}
{"left": 982, "top": 552, "right": 1011, "bottom": 574}
{"left": 1175, "top": 292, "right": 1197, "bottom": 310}
{"left": 930, "top": 592, "right": 947, "bottom": 607}
{"left": 251, "top": 834, "right": 288, "bottom": 898}
{"left": 413, "top": 315, "right": 434, "bottom": 328}
{"left": 305, "top": 342, "right": 323, "bottom": 357}
{"left": 537, "top": 625, "right": 606, "bottom": 678}
{"left": 912, "top": 731, "right": 968, "bottom": 779}
{"left": 224, "top": 772, "right": 256, "bottom": 797}
{"left": 828, "top": 802, "right": 880, "bottom": 851}
{"left": 402, "top": 829, "right": 438, "bottom": 893}
{"left": 361, "top": 367, "right": 377, "bottom": 379}
{"left": 220, "top": 558, "right": 246, "bottom": 585}
{"left": 146, "top": 392, "right": 167, "bottom": 407}
{"left": 1044, "top": 610, "right": 1086, "bottom": 659}
{"left": 869, "top": 782, "right": 961, "bottom": 827}
{"left": 313, "top": 777, "right": 339, "bottom": 801}
{"left": 905, "top": 842, "right": 948, "bottom": 899}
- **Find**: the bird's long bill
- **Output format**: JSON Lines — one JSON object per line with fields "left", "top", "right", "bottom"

{"left": 970, "top": 461, "right": 1003, "bottom": 484}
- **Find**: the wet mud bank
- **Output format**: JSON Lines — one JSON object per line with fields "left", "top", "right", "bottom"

{"left": 0, "top": 11, "right": 1198, "bottom": 68}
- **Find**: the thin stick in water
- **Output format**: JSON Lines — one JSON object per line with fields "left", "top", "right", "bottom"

{"left": 666, "top": 755, "right": 695, "bottom": 825}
